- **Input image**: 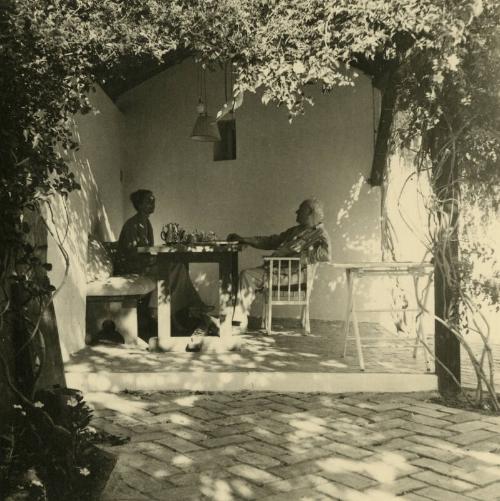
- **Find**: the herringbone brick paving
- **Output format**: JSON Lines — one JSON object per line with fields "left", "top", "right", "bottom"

{"left": 86, "top": 390, "right": 500, "bottom": 500}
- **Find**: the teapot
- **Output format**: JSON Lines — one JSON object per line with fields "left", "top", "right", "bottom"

{"left": 161, "top": 223, "right": 180, "bottom": 243}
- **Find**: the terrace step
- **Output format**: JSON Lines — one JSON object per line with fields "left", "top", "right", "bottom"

{"left": 66, "top": 370, "right": 436, "bottom": 393}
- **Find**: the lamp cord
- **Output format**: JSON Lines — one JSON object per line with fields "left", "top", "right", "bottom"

{"left": 227, "top": 62, "right": 235, "bottom": 114}
{"left": 203, "top": 67, "right": 207, "bottom": 108}
{"left": 224, "top": 62, "right": 228, "bottom": 105}
{"left": 198, "top": 65, "right": 202, "bottom": 103}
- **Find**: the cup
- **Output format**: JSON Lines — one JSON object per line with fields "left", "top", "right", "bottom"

{"left": 160, "top": 225, "right": 168, "bottom": 243}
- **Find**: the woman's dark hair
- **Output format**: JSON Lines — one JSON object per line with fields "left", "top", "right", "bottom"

{"left": 130, "top": 189, "right": 153, "bottom": 211}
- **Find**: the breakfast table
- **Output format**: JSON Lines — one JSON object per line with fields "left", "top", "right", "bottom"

{"left": 138, "top": 241, "right": 242, "bottom": 347}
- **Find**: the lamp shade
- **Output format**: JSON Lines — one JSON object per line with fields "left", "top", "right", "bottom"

{"left": 190, "top": 113, "right": 221, "bottom": 142}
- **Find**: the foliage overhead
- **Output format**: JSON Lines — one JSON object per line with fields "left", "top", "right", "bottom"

{"left": 1, "top": 0, "right": 499, "bottom": 403}
{"left": 2, "top": 0, "right": 499, "bottom": 211}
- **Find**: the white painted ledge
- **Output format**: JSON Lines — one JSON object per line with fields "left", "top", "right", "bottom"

{"left": 66, "top": 371, "right": 437, "bottom": 394}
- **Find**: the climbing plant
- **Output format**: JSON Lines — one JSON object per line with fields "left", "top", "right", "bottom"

{"left": 1, "top": 0, "right": 500, "bottom": 414}
{"left": 383, "top": 0, "right": 500, "bottom": 405}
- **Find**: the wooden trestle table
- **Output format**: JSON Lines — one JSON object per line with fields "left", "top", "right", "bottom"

{"left": 138, "top": 242, "right": 241, "bottom": 349}
{"left": 330, "top": 262, "right": 434, "bottom": 371}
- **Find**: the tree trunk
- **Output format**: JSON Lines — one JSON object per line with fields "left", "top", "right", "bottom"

{"left": 11, "top": 282, "right": 37, "bottom": 396}
{"left": 369, "top": 68, "right": 399, "bottom": 187}
{"left": 432, "top": 145, "right": 461, "bottom": 394}
{"left": 434, "top": 260, "right": 461, "bottom": 393}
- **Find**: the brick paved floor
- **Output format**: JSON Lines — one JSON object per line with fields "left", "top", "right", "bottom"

{"left": 87, "top": 390, "right": 500, "bottom": 501}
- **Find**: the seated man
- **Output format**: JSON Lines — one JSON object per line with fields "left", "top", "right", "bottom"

{"left": 228, "top": 198, "right": 331, "bottom": 331}
{"left": 115, "top": 189, "right": 209, "bottom": 338}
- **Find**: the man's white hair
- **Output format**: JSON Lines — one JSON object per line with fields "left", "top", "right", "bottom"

{"left": 302, "top": 198, "right": 324, "bottom": 224}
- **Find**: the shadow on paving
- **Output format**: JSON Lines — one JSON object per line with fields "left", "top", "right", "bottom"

{"left": 66, "top": 320, "right": 434, "bottom": 375}
{"left": 86, "top": 390, "right": 500, "bottom": 501}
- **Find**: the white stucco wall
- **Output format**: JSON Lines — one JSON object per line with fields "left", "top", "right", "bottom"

{"left": 385, "top": 147, "right": 500, "bottom": 340}
{"left": 117, "top": 59, "right": 384, "bottom": 321}
{"left": 381, "top": 150, "right": 435, "bottom": 334}
{"left": 47, "top": 86, "right": 125, "bottom": 359}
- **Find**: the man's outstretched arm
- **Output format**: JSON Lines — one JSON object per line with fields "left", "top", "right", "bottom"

{"left": 227, "top": 230, "right": 289, "bottom": 250}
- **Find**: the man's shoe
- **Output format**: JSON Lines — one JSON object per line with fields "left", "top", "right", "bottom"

{"left": 186, "top": 328, "right": 205, "bottom": 352}
{"left": 186, "top": 341, "right": 202, "bottom": 352}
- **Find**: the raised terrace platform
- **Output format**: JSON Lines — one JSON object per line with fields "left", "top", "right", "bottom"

{"left": 66, "top": 320, "right": 438, "bottom": 393}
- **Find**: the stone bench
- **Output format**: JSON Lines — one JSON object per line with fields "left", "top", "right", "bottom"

{"left": 85, "top": 236, "right": 155, "bottom": 345}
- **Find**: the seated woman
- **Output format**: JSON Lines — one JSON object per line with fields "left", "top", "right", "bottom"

{"left": 115, "top": 189, "right": 209, "bottom": 337}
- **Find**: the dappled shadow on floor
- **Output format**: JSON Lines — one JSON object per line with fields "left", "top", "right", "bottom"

{"left": 66, "top": 319, "right": 433, "bottom": 375}
{"left": 88, "top": 390, "right": 500, "bottom": 501}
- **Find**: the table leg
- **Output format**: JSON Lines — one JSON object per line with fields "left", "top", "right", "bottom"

{"left": 349, "top": 272, "right": 365, "bottom": 371}
{"left": 157, "top": 270, "right": 171, "bottom": 350}
{"left": 413, "top": 274, "right": 431, "bottom": 372}
{"left": 219, "top": 254, "right": 233, "bottom": 338}
{"left": 342, "top": 270, "right": 353, "bottom": 358}
{"left": 231, "top": 251, "right": 239, "bottom": 307}
{"left": 351, "top": 312, "right": 364, "bottom": 370}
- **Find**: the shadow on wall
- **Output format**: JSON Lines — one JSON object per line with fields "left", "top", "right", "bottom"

{"left": 334, "top": 174, "right": 381, "bottom": 255}
{"left": 277, "top": 173, "right": 381, "bottom": 321}
{"left": 183, "top": 172, "right": 385, "bottom": 322}
{"left": 183, "top": 173, "right": 384, "bottom": 322}
{"left": 46, "top": 121, "right": 116, "bottom": 360}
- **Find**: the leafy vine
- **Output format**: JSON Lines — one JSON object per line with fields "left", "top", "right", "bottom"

{"left": 1, "top": 0, "right": 499, "bottom": 460}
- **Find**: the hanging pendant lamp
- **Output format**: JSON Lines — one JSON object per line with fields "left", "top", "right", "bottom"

{"left": 191, "top": 67, "right": 221, "bottom": 142}
{"left": 191, "top": 101, "right": 221, "bottom": 142}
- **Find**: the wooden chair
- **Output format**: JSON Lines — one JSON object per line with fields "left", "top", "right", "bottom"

{"left": 261, "top": 257, "right": 317, "bottom": 335}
